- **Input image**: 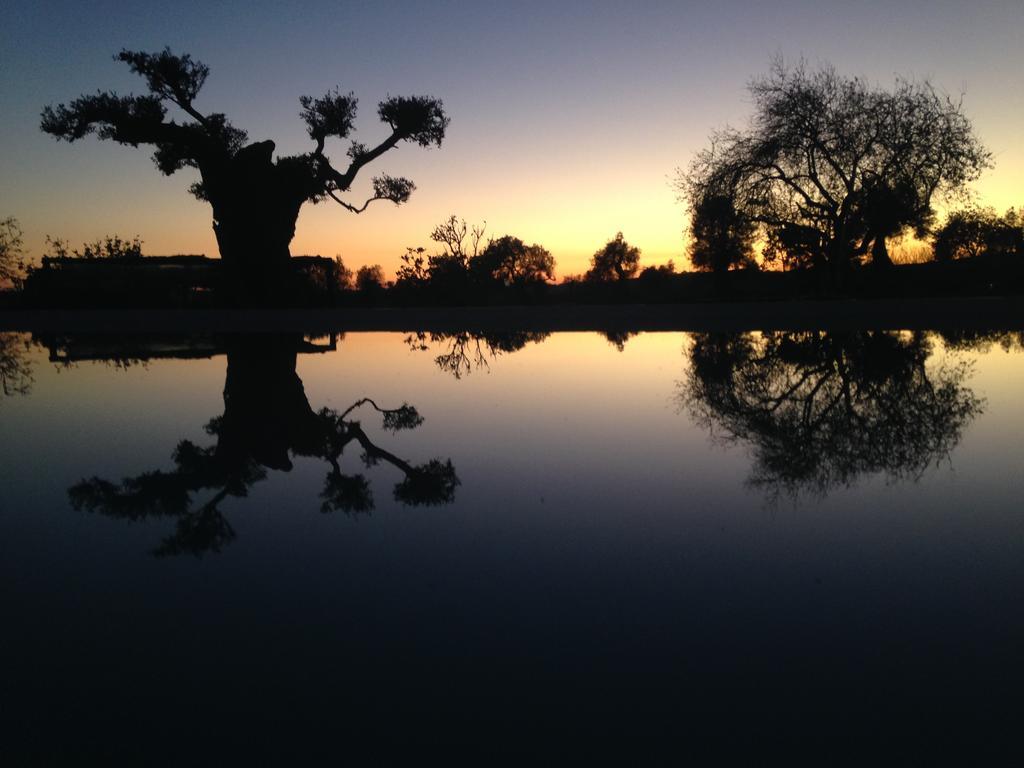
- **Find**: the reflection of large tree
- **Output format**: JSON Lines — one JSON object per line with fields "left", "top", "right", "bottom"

{"left": 682, "top": 331, "right": 982, "bottom": 499}
{"left": 69, "top": 335, "right": 458, "bottom": 556}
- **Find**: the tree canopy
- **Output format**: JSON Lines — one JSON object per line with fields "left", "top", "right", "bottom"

{"left": 586, "top": 232, "right": 641, "bottom": 282}
{"left": 474, "top": 236, "right": 555, "bottom": 287}
{"left": 932, "top": 207, "right": 1022, "bottom": 261}
{"left": 687, "top": 196, "right": 756, "bottom": 273}
{"left": 355, "top": 264, "right": 386, "bottom": 291}
{"left": 678, "top": 59, "right": 991, "bottom": 273}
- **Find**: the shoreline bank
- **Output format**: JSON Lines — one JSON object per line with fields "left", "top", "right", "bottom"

{"left": 3, "top": 297, "right": 1024, "bottom": 333}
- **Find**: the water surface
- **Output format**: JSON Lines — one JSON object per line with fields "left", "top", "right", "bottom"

{"left": 2, "top": 328, "right": 1023, "bottom": 757}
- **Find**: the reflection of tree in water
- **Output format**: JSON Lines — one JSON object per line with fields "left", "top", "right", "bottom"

{"left": 933, "top": 329, "right": 1024, "bottom": 354}
{"left": 681, "top": 331, "right": 983, "bottom": 500}
{"left": 0, "top": 332, "right": 33, "bottom": 399}
{"left": 69, "top": 335, "right": 458, "bottom": 556}
{"left": 603, "top": 330, "right": 638, "bottom": 352}
{"left": 405, "top": 330, "right": 549, "bottom": 378}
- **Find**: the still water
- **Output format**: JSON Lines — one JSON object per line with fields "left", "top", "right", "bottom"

{"left": 2, "top": 328, "right": 1023, "bottom": 756}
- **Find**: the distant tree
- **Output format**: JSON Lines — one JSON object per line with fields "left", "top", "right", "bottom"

{"left": 678, "top": 59, "right": 990, "bottom": 276}
{"left": 0, "top": 217, "right": 27, "bottom": 286}
{"left": 429, "top": 215, "right": 487, "bottom": 268}
{"left": 355, "top": 264, "right": 386, "bottom": 291}
{"left": 332, "top": 256, "right": 354, "bottom": 290}
{"left": 933, "top": 207, "right": 1023, "bottom": 261}
{"left": 394, "top": 216, "right": 487, "bottom": 293}
{"left": 688, "top": 195, "right": 756, "bottom": 273}
{"left": 40, "top": 48, "right": 448, "bottom": 296}
{"left": 395, "top": 247, "right": 430, "bottom": 289}
{"left": 638, "top": 261, "right": 676, "bottom": 279}
{"left": 43, "top": 234, "right": 143, "bottom": 260}
{"left": 472, "top": 235, "right": 555, "bottom": 286}
{"left": 586, "top": 232, "right": 640, "bottom": 282}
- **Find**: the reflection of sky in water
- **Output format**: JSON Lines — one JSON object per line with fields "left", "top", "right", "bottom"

{"left": 3, "top": 329, "right": 1023, "bottom": 566}
{"left": 1, "top": 330, "right": 1023, "bottom": 754}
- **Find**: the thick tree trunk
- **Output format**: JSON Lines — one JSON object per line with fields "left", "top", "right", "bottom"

{"left": 203, "top": 141, "right": 306, "bottom": 302}
{"left": 212, "top": 208, "right": 297, "bottom": 300}
{"left": 870, "top": 236, "right": 894, "bottom": 269}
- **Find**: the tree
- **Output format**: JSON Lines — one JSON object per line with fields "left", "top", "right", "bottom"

{"left": 41, "top": 48, "right": 449, "bottom": 296}
{"left": 688, "top": 195, "right": 756, "bottom": 273}
{"left": 395, "top": 247, "right": 431, "bottom": 289}
{"left": 0, "top": 217, "right": 26, "bottom": 286}
{"left": 43, "top": 233, "right": 143, "bottom": 260}
{"left": 586, "top": 232, "right": 640, "bottom": 281}
{"left": 332, "top": 256, "right": 354, "bottom": 290}
{"left": 393, "top": 215, "right": 487, "bottom": 293}
{"left": 678, "top": 59, "right": 991, "bottom": 276}
{"left": 355, "top": 264, "right": 386, "bottom": 291}
{"left": 933, "top": 207, "right": 1023, "bottom": 261}
{"left": 472, "top": 235, "right": 555, "bottom": 286}
{"left": 429, "top": 215, "right": 487, "bottom": 268}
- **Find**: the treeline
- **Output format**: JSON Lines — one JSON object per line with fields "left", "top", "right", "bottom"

{"left": 4, "top": 205, "right": 1023, "bottom": 308}
{"left": 310, "top": 219, "right": 684, "bottom": 306}
{"left": 330, "top": 202, "right": 1023, "bottom": 306}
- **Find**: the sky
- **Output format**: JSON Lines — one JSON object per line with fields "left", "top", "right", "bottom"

{"left": 1, "top": 0, "right": 1021, "bottom": 277}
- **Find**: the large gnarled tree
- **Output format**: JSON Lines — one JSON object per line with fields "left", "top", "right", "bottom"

{"left": 679, "top": 59, "right": 990, "bottom": 276}
{"left": 41, "top": 48, "right": 449, "bottom": 295}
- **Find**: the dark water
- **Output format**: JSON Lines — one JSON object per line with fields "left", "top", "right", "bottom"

{"left": 1, "top": 329, "right": 1022, "bottom": 759}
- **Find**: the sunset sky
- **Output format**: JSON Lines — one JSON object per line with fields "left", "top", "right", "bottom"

{"left": 2, "top": 0, "right": 1021, "bottom": 277}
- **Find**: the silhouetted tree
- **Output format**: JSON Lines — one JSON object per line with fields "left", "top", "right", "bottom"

{"left": 395, "top": 215, "right": 489, "bottom": 295}
{"left": 586, "top": 232, "right": 640, "bottom": 282}
{"left": 1, "top": 217, "right": 27, "bottom": 286}
{"left": 933, "top": 207, "right": 1023, "bottom": 261}
{"left": 472, "top": 236, "right": 555, "bottom": 287}
{"left": 395, "top": 247, "right": 431, "bottom": 289}
{"left": 355, "top": 264, "right": 386, "bottom": 291}
{"left": 41, "top": 48, "right": 448, "bottom": 297}
{"left": 332, "top": 256, "right": 354, "bottom": 290}
{"left": 688, "top": 195, "right": 756, "bottom": 273}
{"left": 43, "top": 234, "right": 143, "bottom": 260}
{"left": 638, "top": 261, "right": 676, "bottom": 278}
{"left": 678, "top": 59, "right": 990, "bottom": 277}
{"left": 681, "top": 331, "right": 982, "bottom": 501}
{"left": 430, "top": 215, "right": 487, "bottom": 267}
{"left": 68, "top": 335, "right": 458, "bottom": 555}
